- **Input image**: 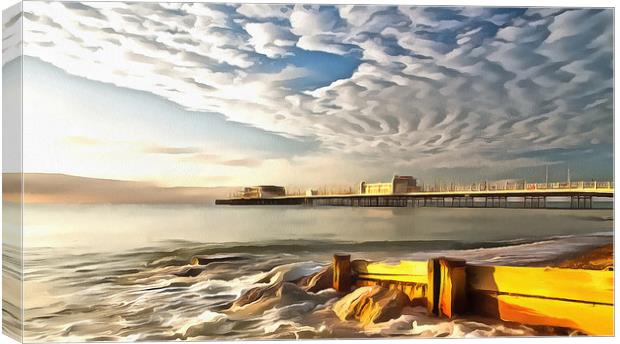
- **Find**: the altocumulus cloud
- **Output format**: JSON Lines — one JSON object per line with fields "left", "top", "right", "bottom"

{"left": 12, "top": 2, "right": 613, "bottom": 173}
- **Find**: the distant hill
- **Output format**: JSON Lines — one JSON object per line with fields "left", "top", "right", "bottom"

{"left": 2, "top": 173, "right": 239, "bottom": 204}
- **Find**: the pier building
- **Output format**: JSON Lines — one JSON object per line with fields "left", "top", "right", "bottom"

{"left": 360, "top": 175, "right": 419, "bottom": 195}
{"left": 239, "top": 185, "right": 285, "bottom": 199}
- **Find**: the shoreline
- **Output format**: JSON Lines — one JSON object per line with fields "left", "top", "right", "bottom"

{"left": 543, "top": 243, "right": 614, "bottom": 270}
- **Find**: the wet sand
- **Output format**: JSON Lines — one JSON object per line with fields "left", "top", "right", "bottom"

{"left": 544, "top": 243, "right": 614, "bottom": 270}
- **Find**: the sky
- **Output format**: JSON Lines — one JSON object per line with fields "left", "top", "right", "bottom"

{"left": 2, "top": 2, "right": 614, "bottom": 188}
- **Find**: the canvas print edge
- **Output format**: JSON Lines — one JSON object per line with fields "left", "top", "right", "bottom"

{"left": 2, "top": 2, "right": 24, "bottom": 342}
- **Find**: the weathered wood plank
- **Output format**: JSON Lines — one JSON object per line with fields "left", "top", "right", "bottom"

{"left": 356, "top": 273, "right": 427, "bottom": 283}
{"left": 426, "top": 258, "right": 440, "bottom": 315}
{"left": 438, "top": 258, "right": 467, "bottom": 318}
{"left": 363, "top": 260, "right": 428, "bottom": 275}
{"left": 353, "top": 260, "right": 428, "bottom": 283}
{"left": 344, "top": 256, "right": 614, "bottom": 334}
{"left": 467, "top": 265, "right": 613, "bottom": 305}
{"left": 469, "top": 291, "right": 613, "bottom": 335}
{"left": 333, "top": 254, "right": 351, "bottom": 292}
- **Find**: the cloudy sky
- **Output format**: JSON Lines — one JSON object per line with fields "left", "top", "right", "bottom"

{"left": 2, "top": 2, "right": 614, "bottom": 188}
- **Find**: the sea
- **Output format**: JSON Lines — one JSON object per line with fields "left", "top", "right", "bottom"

{"left": 8, "top": 203, "right": 615, "bottom": 341}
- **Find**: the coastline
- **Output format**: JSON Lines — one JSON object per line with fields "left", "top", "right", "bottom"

{"left": 541, "top": 243, "right": 614, "bottom": 270}
{"left": 21, "top": 218, "right": 614, "bottom": 340}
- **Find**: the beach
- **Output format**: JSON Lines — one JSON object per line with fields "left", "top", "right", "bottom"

{"left": 546, "top": 244, "right": 614, "bottom": 270}
{"left": 18, "top": 204, "right": 613, "bottom": 341}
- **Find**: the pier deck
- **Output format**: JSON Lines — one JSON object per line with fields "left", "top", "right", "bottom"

{"left": 215, "top": 186, "right": 614, "bottom": 209}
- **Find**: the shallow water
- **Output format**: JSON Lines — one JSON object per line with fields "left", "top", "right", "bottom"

{"left": 22, "top": 204, "right": 613, "bottom": 251}
{"left": 18, "top": 204, "right": 614, "bottom": 341}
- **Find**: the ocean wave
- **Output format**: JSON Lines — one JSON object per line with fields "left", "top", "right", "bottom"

{"left": 21, "top": 233, "right": 613, "bottom": 341}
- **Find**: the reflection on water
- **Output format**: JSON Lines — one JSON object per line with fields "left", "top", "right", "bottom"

{"left": 23, "top": 205, "right": 613, "bottom": 252}
{"left": 20, "top": 205, "right": 613, "bottom": 341}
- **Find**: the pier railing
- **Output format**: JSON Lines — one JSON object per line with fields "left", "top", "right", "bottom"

{"left": 419, "top": 181, "right": 614, "bottom": 193}
{"left": 216, "top": 180, "right": 613, "bottom": 208}
{"left": 332, "top": 255, "right": 614, "bottom": 335}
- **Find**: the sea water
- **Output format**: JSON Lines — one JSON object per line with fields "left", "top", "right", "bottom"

{"left": 15, "top": 204, "right": 614, "bottom": 341}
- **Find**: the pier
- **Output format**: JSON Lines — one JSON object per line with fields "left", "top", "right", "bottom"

{"left": 215, "top": 181, "right": 613, "bottom": 209}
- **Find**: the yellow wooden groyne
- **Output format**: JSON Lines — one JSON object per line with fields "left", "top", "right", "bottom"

{"left": 332, "top": 255, "right": 614, "bottom": 335}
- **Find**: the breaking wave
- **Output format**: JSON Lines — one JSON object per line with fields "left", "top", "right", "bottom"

{"left": 21, "top": 232, "right": 612, "bottom": 341}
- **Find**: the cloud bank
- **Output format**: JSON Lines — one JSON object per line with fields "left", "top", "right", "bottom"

{"left": 16, "top": 3, "right": 614, "bottom": 179}
{"left": 4, "top": 173, "right": 237, "bottom": 204}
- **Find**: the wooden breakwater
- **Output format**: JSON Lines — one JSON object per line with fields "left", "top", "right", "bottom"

{"left": 332, "top": 254, "right": 614, "bottom": 335}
